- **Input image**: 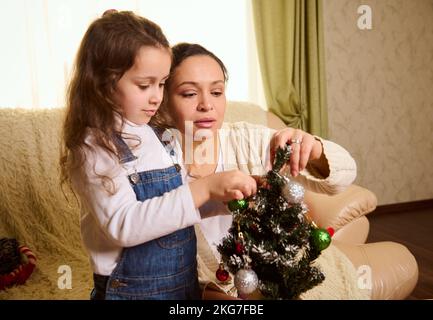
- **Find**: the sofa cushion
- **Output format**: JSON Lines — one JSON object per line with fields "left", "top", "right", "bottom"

{"left": 226, "top": 101, "right": 286, "bottom": 129}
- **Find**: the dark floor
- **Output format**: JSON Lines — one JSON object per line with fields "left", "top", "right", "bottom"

{"left": 367, "top": 204, "right": 433, "bottom": 300}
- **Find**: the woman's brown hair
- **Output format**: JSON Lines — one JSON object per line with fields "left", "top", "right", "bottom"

{"left": 60, "top": 11, "right": 170, "bottom": 193}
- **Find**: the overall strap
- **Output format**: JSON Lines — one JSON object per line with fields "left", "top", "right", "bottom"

{"left": 113, "top": 134, "right": 138, "bottom": 164}
{"left": 114, "top": 128, "right": 181, "bottom": 171}
{"left": 150, "top": 126, "right": 181, "bottom": 172}
{"left": 151, "top": 126, "right": 175, "bottom": 155}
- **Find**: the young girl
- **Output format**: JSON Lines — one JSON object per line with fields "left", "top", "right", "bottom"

{"left": 59, "top": 11, "right": 257, "bottom": 300}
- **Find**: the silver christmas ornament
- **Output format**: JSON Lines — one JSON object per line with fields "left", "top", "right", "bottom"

{"left": 281, "top": 177, "right": 305, "bottom": 204}
{"left": 234, "top": 268, "right": 259, "bottom": 295}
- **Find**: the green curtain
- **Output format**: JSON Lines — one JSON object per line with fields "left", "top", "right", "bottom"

{"left": 252, "top": 0, "right": 328, "bottom": 137}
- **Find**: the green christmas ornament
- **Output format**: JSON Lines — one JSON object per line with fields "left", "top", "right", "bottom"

{"left": 228, "top": 199, "right": 248, "bottom": 212}
{"left": 311, "top": 228, "right": 332, "bottom": 251}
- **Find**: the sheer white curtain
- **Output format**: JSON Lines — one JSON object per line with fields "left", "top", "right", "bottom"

{"left": 0, "top": 0, "right": 265, "bottom": 109}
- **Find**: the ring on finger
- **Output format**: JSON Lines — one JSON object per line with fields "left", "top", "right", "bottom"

{"left": 290, "top": 138, "right": 302, "bottom": 145}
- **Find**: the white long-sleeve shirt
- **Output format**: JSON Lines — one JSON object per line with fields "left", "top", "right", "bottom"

{"left": 72, "top": 120, "right": 200, "bottom": 276}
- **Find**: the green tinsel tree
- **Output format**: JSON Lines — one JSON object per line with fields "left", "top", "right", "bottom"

{"left": 217, "top": 145, "right": 331, "bottom": 300}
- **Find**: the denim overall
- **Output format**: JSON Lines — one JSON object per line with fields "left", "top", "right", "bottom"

{"left": 91, "top": 127, "right": 200, "bottom": 300}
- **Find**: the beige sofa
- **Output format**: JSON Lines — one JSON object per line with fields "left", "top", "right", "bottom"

{"left": 0, "top": 101, "right": 418, "bottom": 299}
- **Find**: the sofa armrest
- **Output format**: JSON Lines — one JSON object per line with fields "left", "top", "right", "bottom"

{"left": 304, "top": 184, "right": 377, "bottom": 231}
{"left": 333, "top": 216, "right": 370, "bottom": 244}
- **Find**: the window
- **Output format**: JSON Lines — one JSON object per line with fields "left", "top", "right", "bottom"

{"left": 0, "top": 0, "right": 265, "bottom": 109}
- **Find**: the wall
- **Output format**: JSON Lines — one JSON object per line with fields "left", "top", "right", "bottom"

{"left": 323, "top": 0, "right": 433, "bottom": 205}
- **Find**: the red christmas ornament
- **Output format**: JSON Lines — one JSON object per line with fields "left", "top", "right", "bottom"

{"left": 216, "top": 263, "right": 230, "bottom": 282}
{"left": 0, "top": 245, "right": 36, "bottom": 290}
{"left": 235, "top": 242, "right": 244, "bottom": 254}
{"left": 326, "top": 227, "right": 335, "bottom": 237}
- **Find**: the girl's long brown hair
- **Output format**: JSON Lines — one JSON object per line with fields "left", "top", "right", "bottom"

{"left": 60, "top": 11, "right": 170, "bottom": 193}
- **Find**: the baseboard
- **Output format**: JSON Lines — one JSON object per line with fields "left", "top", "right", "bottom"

{"left": 373, "top": 198, "right": 433, "bottom": 215}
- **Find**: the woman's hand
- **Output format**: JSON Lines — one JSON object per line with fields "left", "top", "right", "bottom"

{"left": 269, "top": 128, "right": 323, "bottom": 177}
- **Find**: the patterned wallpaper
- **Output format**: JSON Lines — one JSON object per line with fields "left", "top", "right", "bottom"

{"left": 323, "top": 0, "right": 433, "bottom": 205}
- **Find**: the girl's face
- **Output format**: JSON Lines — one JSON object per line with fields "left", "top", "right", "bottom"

{"left": 167, "top": 55, "right": 226, "bottom": 135}
{"left": 114, "top": 46, "right": 171, "bottom": 125}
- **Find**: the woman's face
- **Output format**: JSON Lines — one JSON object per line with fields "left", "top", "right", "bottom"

{"left": 167, "top": 55, "right": 226, "bottom": 135}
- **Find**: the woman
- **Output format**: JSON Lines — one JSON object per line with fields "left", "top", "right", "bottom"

{"left": 154, "top": 43, "right": 417, "bottom": 300}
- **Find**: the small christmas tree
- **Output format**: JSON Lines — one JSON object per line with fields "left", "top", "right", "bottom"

{"left": 217, "top": 145, "right": 332, "bottom": 300}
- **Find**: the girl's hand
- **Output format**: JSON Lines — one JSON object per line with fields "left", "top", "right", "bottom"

{"left": 189, "top": 170, "right": 257, "bottom": 208}
{"left": 269, "top": 128, "right": 323, "bottom": 177}
{"left": 206, "top": 170, "right": 257, "bottom": 201}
